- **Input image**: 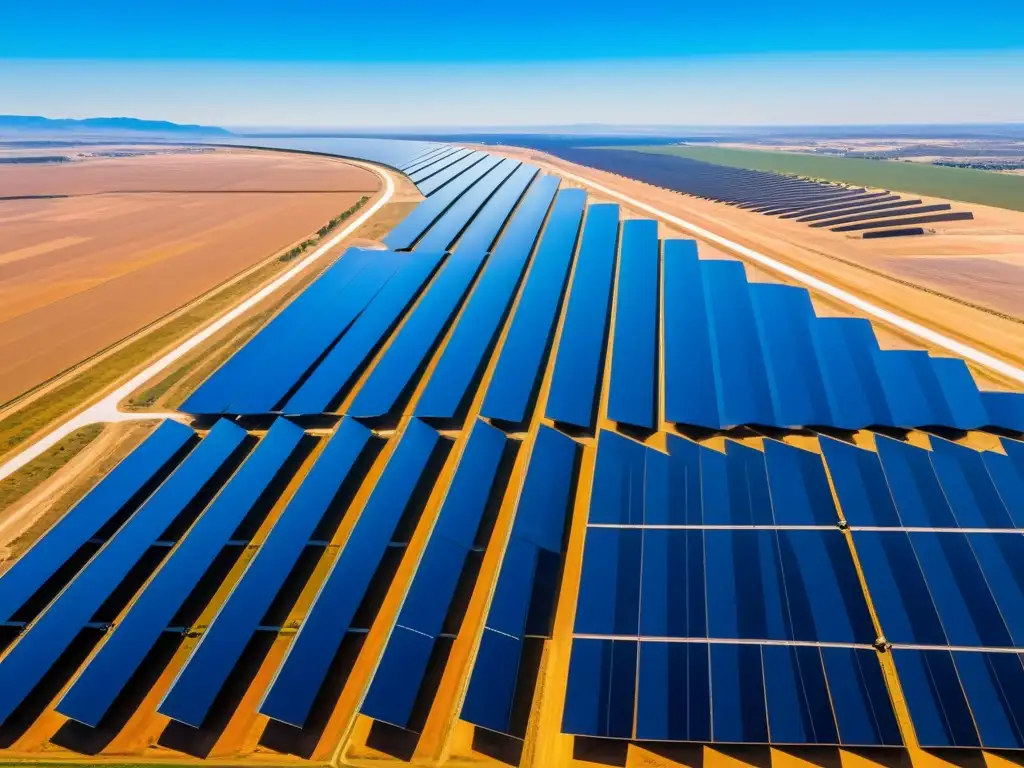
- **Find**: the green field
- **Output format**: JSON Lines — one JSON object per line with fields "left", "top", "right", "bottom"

{"left": 621, "top": 145, "right": 1024, "bottom": 212}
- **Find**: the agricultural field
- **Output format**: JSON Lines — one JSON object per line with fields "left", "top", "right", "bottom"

{"left": 0, "top": 147, "right": 379, "bottom": 404}
{"left": 623, "top": 144, "right": 1024, "bottom": 212}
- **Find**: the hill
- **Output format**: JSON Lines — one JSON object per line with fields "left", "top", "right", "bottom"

{"left": 0, "top": 115, "right": 231, "bottom": 136}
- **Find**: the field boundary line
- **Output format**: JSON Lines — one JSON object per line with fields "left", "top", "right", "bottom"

{"left": 0, "top": 161, "right": 396, "bottom": 484}
{"left": 553, "top": 167, "right": 1024, "bottom": 387}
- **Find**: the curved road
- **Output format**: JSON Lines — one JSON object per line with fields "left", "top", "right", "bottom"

{"left": 0, "top": 161, "right": 396, "bottom": 484}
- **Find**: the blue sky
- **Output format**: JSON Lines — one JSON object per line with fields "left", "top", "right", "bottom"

{"left": 1, "top": 0, "right": 1022, "bottom": 127}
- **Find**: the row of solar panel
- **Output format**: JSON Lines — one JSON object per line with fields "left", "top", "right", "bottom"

{"left": 183, "top": 159, "right": 555, "bottom": 417}
{"left": 588, "top": 427, "right": 1024, "bottom": 530}
{"left": 183, "top": 161, "right": 1024, "bottom": 437}
{"left": 564, "top": 640, "right": 900, "bottom": 746}
{"left": 548, "top": 147, "right": 972, "bottom": 238}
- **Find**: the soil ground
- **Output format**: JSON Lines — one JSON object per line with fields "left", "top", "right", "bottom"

{"left": 0, "top": 147, "right": 379, "bottom": 403}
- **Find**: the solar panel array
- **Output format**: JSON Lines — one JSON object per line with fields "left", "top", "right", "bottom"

{"left": 545, "top": 146, "right": 975, "bottom": 239}
{"left": 1, "top": 138, "right": 1023, "bottom": 766}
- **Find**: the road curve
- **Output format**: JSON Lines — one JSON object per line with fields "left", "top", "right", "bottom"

{"left": 554, "top": 167, "right": 1024, "bottom": 388}
{"left": 0, "top": 161, "right": 397, "bottom": 484}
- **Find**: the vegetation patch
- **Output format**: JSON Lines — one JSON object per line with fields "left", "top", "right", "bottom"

{"left": 0, "top": 424, "right": 103, "bottom": 516}
{"left": 279, "top": 195, "right": 370, "bottom": 261}
{"left": 622, "top": 145, "right": 1024, "bottom": 212}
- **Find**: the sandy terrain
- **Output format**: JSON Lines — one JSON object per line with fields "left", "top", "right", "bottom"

{"left": 486, "top": 144, "right": 1024, "bottom": 390}
{"left": 0, "top": 148, "right": 379, "bottom": 403}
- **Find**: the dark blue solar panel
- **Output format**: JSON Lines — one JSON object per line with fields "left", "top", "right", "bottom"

{"left": 875, "top": 436, "right": 957, "bottom": 527}
{"left": 818, "top": 436, "right": 901, "bottom": 527}
{"left": 701, "top": 260, "right": 773, "bottom": 426}
{"left": 710, "top": 643, "right": 768, "bottom": 743}
{"left": 953, "top": 650, "right": 1024, "bottom": 749}
{"left": 874, "top": 350, "right": 947, "bottom": 427}
{"left": 283, "top": 251, "right": 446, "bottom": 413}
{"left": 481, "top": 189, "right": 586, "bottom": 424}
{"left": 984, "top": 442, "right": 1024, "bottom": 527}
{"left": 414, "top": 159, "right": 521, "bottom": 252}
{"left": 635, "top": 641, "right": 711, "bottom": 741}
{"left": 852, "top": 530, "right": 947, "bottom": 645}
{"left": 821, "top": 647, "right": 902, "bottom": 746}
{"left": 259, "top": 419, "right": 442, "bottom": 728}
{"left": 930, "top": 356, "right": 989, "bottom": 430}
{"left": 462, "top": 427, "right": 578, "bottom": 733}
{"left": 0, "top": 420, "right": 194, "bottom": 624}
{"left": 725, "top": 441, "right": 774, "bottom": 526}
{"left": 662, "top": 239, "right": 719, "bottom": 429}
{"left": 545, "top": 204, "right": 619, "bottom": 429}
{"left": 763, "top": 645, "right": 838, "bottom": 744}
{"left": 361, "top": 420, "right": 507, "bottom": 728}
{"left": 452, "top": 164, "right": 539, "bottom": 255}
{"left": 607, "top": 219, "right": 659, "bottom": 430}
{"left": 639, "top": 529, "right": 705, "bottom": 638}
{"left": 414, "top": 175, "right": 560, "bottom": 419}
{"left": 460, "top": 628, "right": 521, "bottom": 733}
{"left": 587, "top": 430, "right": 648, "bottom": 525}
{"left": 56, "top": 418, "right": 306, "bottom": 727}
{"left": 562, "top": 638, "right": 637, "bottom": 738}
{"left": 909, "top": 531, "right": 1011, "bottom": 647}
{"left": 984, "top": 391, "right": 1024, "bottom": 432}
{"left": 763, "top": 440, "right": 838, "bottom": 526}
{"left": 359, "top": 625, "right": 435, "bottom": 729}
{"left": 383, "top": 155, "right": 502, "bottom": 250}
{"left": 186, "top": 248, "right": 390, "bottom": 414}
{"left": 158, "top": 417, "right": 374, "bottom": 728}
{"left": 0, "top": 419, "right": 247, "bottom": 726}
{"left": 749, "top": 284, "right": 831, "bottom": 427}
{"left": 965, "top": 533, "right": 1024, "bottom": 646}
{"left": 704, "top": 530, "right": 873, "bottom": 643}
{"left": 574, "top": 527, "right": 641, "bottom": 636}
{"left": 893, "top": 649, "right": 980, "bottom": 748}
{"left": 930, "top": 438, "right": 1014, "bottom": 529}
{"left": 406, "top": 148, "right": 471, "bottom": 181}
{"left": 419, "top": 151, "right": 494, "bottom": 196}
{"left": 810, "top": 318, "right": 890, "bottom": 429}
{"left": 347, "top": 248, "right": 488, "bottom": 418}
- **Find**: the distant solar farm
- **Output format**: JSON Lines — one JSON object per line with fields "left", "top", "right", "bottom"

{"left": 1, "top": 137, "right": 1024, "bottom": 768}
{"left": 545, "top": 147, "right": 975, "bottom": 238}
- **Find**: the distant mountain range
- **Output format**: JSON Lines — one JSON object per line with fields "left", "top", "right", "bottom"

{"left": 0, "top": 115, "right": 231, "bottom": 136}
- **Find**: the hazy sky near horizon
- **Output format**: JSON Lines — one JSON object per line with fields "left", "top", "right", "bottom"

{"left": 2, "top": 0, "right": 1023, "bottom": 127}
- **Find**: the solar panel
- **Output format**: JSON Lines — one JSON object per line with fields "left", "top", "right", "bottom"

{"left": 450, "top": 164, "right": 540, "bottom": 254}
{"left": 749, "top": 284, "right": 831, "bottom": 427}
{"left": 415, "top": 175, "right": 559, "bottom": 419}
{"left": 383, "top": 155, "right": 503, "bottom": 250}
{"left": 402, "top": 146, "right": 460, "bottom": 175}
{"left": 0, "top": 419, "right": 248, "bottom": 726}
{"left": 259, "top": 419, "right": 445, "bottom": 728}
{"left": 361, "top": 420, "right": 508, "bottom": 728}
{"left": 407, "top": 148, "right": 473, "bottom": 183}
{"left": 158, "top": 418, "right": 375, "bottom": 728}
{"left": 461, "top": 426, "right": 579, "bottom": 734}
{"left": 811, "top": 317, "right": 891, "bottom": 429}
{"left": 182, "top": 248, "right": 388, "bottom": 414}
{"left": 607, "top": 219, "right": 659, "bottom": 430}
{"left": 413, "top": 158, "right": 521, "bottom": 252}
{"left": 701, "top": 260, "right": 774, "bottom": 427}
{"left": 55, "top": 418, "right": 306, "bottom": 727}
{"left": 546, "top": 203, "right": 620, "bottom": 429}
{"left": 418, "top": 151, "right": 495, "bottom": 197}
{"left": 347, "top": 248, "right": 489, "bottom": 419}
{"left": 567, "top": 428, "right": 902, "bottom": 746}
{"left": 480, "top": 189, "right": 586, "bottom": 425}
{"left": 283, "top": 251, "right": 446, "bottom": 413}
{"left": 662, "top": 239, "right": 719, "bottom": 428}
{"left": 0, "top": 419, "right": 195, "bottom": 624}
